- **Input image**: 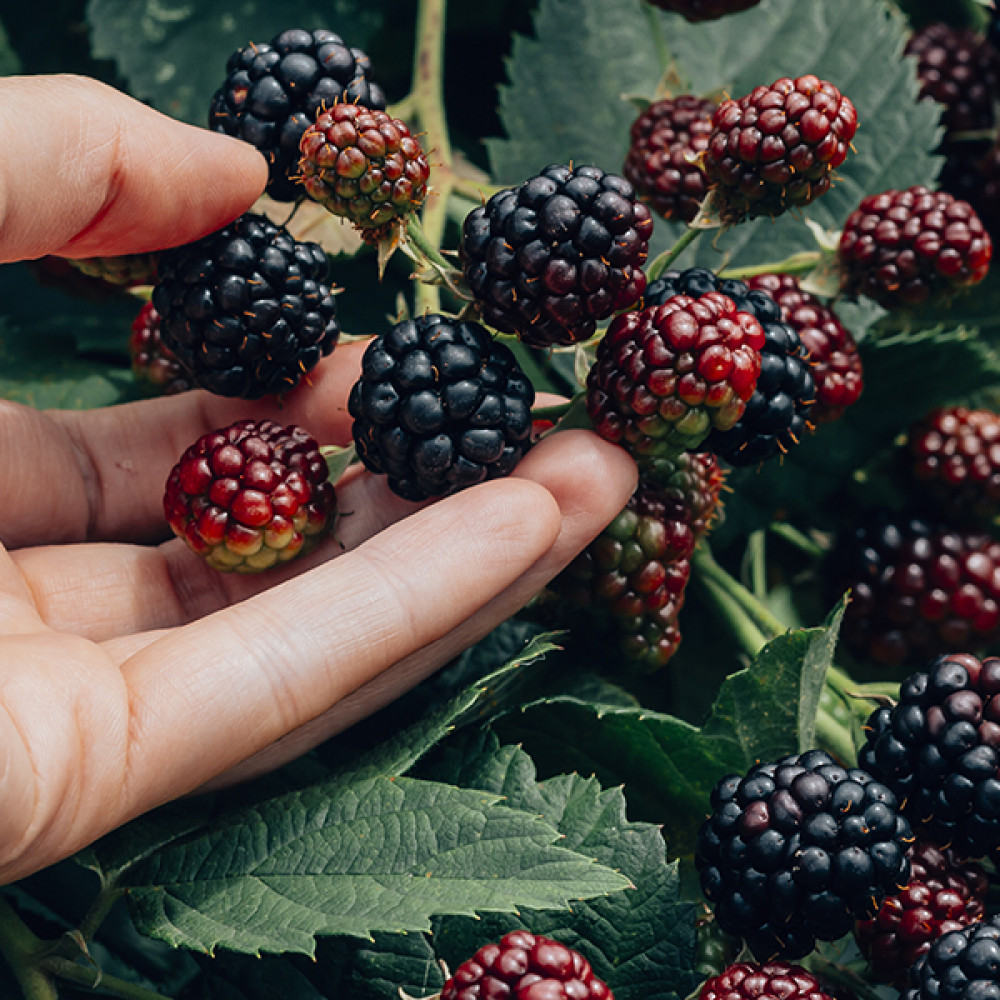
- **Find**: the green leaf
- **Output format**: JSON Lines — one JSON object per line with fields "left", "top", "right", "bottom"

{"left": 0, "top": 18, "right": 21, "bottom": 76}
{"left": 119, "top": 774, "right": 630, "bottom": 956}
{"left": 85, "top": 0, "right": 381, "bottom": 126}
{"left": 495, "top": 603, "right": 845, "bottom": 857}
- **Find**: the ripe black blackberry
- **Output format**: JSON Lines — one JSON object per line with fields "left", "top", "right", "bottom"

{"left": 859, "top": 653, "right": 1000, "bottom": 861}
{"left": 645, "top": 268, "right": 815, "bottom": 465}
{"left": 348, "top": 314, "right": 534, "bottom": 502}
{"left": 152, "top": 212, "right": 340, "bottom": 399}
{"left": 209, "top": 28, "right": 386, "bottom": 202}
{"left": 904, "top": 916, "right": 1000, "bottom": 1000}
{"left": 460, "top": 163, "right": 653, "bottom": 347}
{"left": 696, "top": 749, "right": 912, "bottom": 961}
{"left": 832, "top": 513, "right": 1000, "bottom": 668}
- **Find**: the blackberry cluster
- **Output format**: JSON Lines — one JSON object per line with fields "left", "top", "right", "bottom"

{"left": 746, "top": 273, "right": 862, "bottom": 423}
{"left": 696, "top": 749, "right": 912, "bottom": 961}
{"left": 860, "top": 653, "right": 1000, "bottom": 860}
{"left": 645, "top": 268, "right": 815, "bottom": 465}
{"left": 699, "top": 963, "right": 837, "bottom": 1000}
{"left": 644, "top": 0, "right": 763, "bottom": 21}
{"left": 348, "top": 314, "right": 534, "bottom": 502}
{"left": 703, "top": 75, "right": 858, "bottom": 223}
{"left": 833, "top": 513, "right": 1000, "bottom": 668}
{"left": 128, "top": 301, "right": 193, "bottom": 396}
{"left": 441, "top": 930, "right": 613, "bottom": 1000}
{"left": 838, "top": 187, "right": 992, "bottom": 309}
{"left": 209, "top": 28, "right": 386, "bottom": 201}
{"left": 904, "top": 917, "right": 1000, "bottom": 1000}
{"left": 623, "top": 95, "right": 717, "bottom": 222}
{"left": 460, "top": 163, "right": 653, "bottom": 347}
{"left": 647, "top": 449, "right": 728, "bottom": 537}
{"left": 855, "top": 839, "right": 988, "bottom": 985}
{"left": 152, "top": 212, "right": 340, "bottom": 399}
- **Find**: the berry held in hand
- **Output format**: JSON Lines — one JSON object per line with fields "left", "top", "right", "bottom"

{"left": 128, "top": 300, "right": 194, "bottom": 396}
{"left": 349, "top": 314, "right": 534, "bottom": 502}
{"left": 164, "top": 419, "right": 336, "bottom": 573}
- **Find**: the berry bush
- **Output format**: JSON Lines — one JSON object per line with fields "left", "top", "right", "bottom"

{"left": 5, "top": 1, "right": 1000, "bottom": 998}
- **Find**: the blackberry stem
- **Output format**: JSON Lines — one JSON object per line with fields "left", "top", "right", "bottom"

{"left": 719, "top": 251, "right": 822, "bottom": 280}
{"left": 36, "top": 955, "right": 172, "bottom": 1000}
{"left": 815, "top": 704, "right": 858, "bottom": 766}
{"left": 642, "top": 3, "right": 671, "bottom": 76}
{"left": 647, "top": 227, "right": 702, "bottom": 281}
{"left": 0, "top": 895, "right": 56, "bottom": 1000}
{"left": 405, "top": 215, "right": 453, "bottom": 272}
{"left": 691, "top": 546, "right": 785, "bottom": 641}
{"left": 531, "top": 399, "right": 576, "bottom": 422}
{"left": 693, "top": 573, "right": 769, "bottom": 659}
{"left": 769, "top": 521, "right": 826, "bottom": 559}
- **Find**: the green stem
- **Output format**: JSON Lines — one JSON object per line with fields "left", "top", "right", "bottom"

{"left": 642, "top": 3, "right": 671, "bottom": 75}
{"left": 0, "top": 896, "right": 56, "bottom": 1000}
{"left": 531, "top": 400, "right": 575, "bottom": 422}
{"left": 746, "top": 529, "right": 767, "bottom": 601}
{"left": 647, "top": 227, "right": 703, "bottom": 281}
{"left": 769, "top": 521, "right": 826, "bottom": 559}
{"left": 691, "top": 546, "right": 786, "bottom": 640}
{"left": 406, "top": 214, "right": 453, "bottom": 271}
{"left": 77, "top": 886, "right": 126, "bottom": 944}
{"left": 719, "top": 251, "right": 822, "bottom": 281}
{"left": 38, "top": 956, "right": 172, "bottom": 1000}
{"left": 693, "top": 572, "right": 769, "bottom": 660}
{"left": 815, "top": 705, "right": 858, "bottom": 766}
{"left": 452, "top": 176, "right": 504, "bottom": 203}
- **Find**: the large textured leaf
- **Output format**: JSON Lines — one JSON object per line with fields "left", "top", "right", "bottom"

{"left": 495, "top": 603, "right": 845, "bottom": 856}
{"left": 86, "top": 0, "right": 381, "bottom": 125}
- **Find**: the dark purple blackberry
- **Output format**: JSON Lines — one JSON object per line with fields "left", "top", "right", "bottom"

{"left": 903, "top": 916, "right": 1000, "bottom": 1000}
{"left": 348, "top": 314, "right": 534, "bottom": 502}
{"left": 209, "top": 28, "right": 386, "bottom": 202}
{"left": 151, "top": 212, "right": 339, "bottom": 399}
{"left": 859, "top": 653, "right": 1000, "bottom": 861}
{"left": 646, "top": 268, "right": 815, "bottom": 465}
{"left": 699, "top": 962, "right": 837, "bottom": 1000}
{"left": 460, "top": 163, "right": 654, "bottom": 348}
{"left": 696, "top": 749, "right": 912, "bottom": 961}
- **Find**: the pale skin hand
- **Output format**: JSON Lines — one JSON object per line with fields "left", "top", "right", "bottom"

{"left": 0, "top": 76, "right": 638, "bottom": 884}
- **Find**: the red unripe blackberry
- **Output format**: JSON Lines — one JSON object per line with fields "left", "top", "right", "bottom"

{"left": 699, "top": 962, "right": 837, "bottom": 1000}
{"left": 209, "top": 28, "right": 386, "bottom": 202}
{"left": 746, "top": 274, "right": 862, "bottom": 423}
{"left": 129, "top": 301, "right": 194, "bottom": 396}
{"left": 833, "top": 513, "right": 1000, "bottom": 668}
{"left": 907, "top": 406, "right": 1000, "bottom": 524}
{"left": 586, "top": 293, "right": 765, "bottom": 461}
{"left": 440, "top": 929, "right": 613, "bottom": 1000}
{"left": 164, "top": 419, "right": 336, "bottom": 573}
{"left": 904, "top": 916, "right": 1000, "bottom": 1000}
{"left": 460, "top": 164, "right": 653, "bottom": 347}
{"left": 855, "top": 839, "right": 987, "bottom": 984}
{"left": 643, "top": 450, "right": 728, "bottom": 539}
{"left": 299, "top": 103, "right": 430, "bottom": 241}
{"left": 643, "top": 0, "right": 763, "bottom": 21}
{"left": 838, "top": 186, "right": 992, "bottom": 309}
{"left": 68, "top": 252, "right": 159, "bottom": 288}
{"left": 703, "top": 75, "right": 858, "bottom": 223}
{"left": 623, "top": 95, "right": 717, "bottom": 222}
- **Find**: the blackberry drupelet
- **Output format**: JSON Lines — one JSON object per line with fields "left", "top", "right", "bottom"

{"left": 699, "top": 962, "right": 838, "bottom": 1000}
{"left": 645, "top": 450, "right": 728, "bottom": 539}
{"left": 859, "top": 653, "right": 1000, "bottom": 860}
{"left": 209, "top": 28, "right": 386, "bottom": 201}
{"left": 129, "top": 301, "right": 193, "bottom": 396}
{"left": 460, "top": 163, "right": 653, "bottom": 347}
{"left": 904, "top": 915, "right": 1000, "bottom": 1000}
{"left": 348, "top": 314, "right": 534, "bottom": 502}
{"left": 151, "top": 211, "right": 340, "bottom": 400}
{"left": 696, "top": 749, "right": 912, "bottom": 961}
{"left": 68, "top": 252, "right": 159, "bottom": 287}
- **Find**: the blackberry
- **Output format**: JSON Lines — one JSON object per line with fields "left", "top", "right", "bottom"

{"left": 644, "top": 449, "right": 728, "bottom": 538}
{"left": 68, "top": 252, "right": 159, "bottom": 287}
{"left": 644, "top": 0, "right": 763, "bottom": 20}
{"left": 151, "top": 211, "right": 340, "bottom": 399}
{"left": 838, "top": 186, "right": 992, "bottom": 309}
{"left": 348, "top": 314, "right": 534, "bottom": 502}
{"left": 209, "top": 28, "right": 386, "bottom": 202}
{"left": 696, "top": 749, "right": 912, "bottom": 961}
{"left": 859, "top": 653, "right": 1000, "bottom": 860}
{"left": 703, "top": 75, "right": 858, "bottom": 223}
{"left": 164, "top": 418, "right": 336, "bottom": 573}
{"left": 623, "top": 95, "right": 717, "bottom": 222}
{"left": 646, "top": 268, "right": 815, "bottom": 465}
{"left": 855, "top": 839, "right": 987, "bottom": 985}
{"left": 833, "top": 513, "right": 1000, "bottom": 668}
{"left": 441, "top": 929, "right": 613, "bottom": 1000}
{"left": 746, "top": 273, "right": 862, "bottom": 423}
{"left": 904, "top": 917, "right": 1000, "bottom": 1000}
{"left": 907, "top": 406, "right": 1000, "bottom": 525}
{"left": 298, "top": 102, "right": 430, "bottom": 241}
{"left": 129, "top": 301, "right": 194, "bottom": 396}
{"left": 460, "top": 163, "right": 653, "bottom": 347}
{"left": 586, "top": 285, "right": 765, "bottom": 460}
{"left": 699, "top": 962, "right": 837, "bottom": 1000}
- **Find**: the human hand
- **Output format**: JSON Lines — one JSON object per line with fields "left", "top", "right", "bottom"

{"left": 0, "top": 76, "right": 637, "bottom": 884}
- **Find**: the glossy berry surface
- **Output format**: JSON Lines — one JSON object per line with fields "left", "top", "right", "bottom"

{"left": 644, "top": 449, "right": 728, "bottom": 538}
{"left": 833, "top": 514, "right": 1000, "bottom": 668}
{"left": 903, "top": 915, "right": 1000, "bottom": 1000}
{"left": 700, "top": 962, "right": 837, "bottom": 1000}
{"left": 623, "top": 95, "right": 717, "bottom": 222}
{"left": 152, "top": 212, "right": 340, "bottom": 400}
{"left": 164, "top": 419, "right": 336, "bottom": 573}
{"left": 855, "top": 839, "right": 987, "bottom": 985}
{"left": 128, "top": 301, "right": 193, "bottom": 396}
{"left": 696, "top": 748, "right": 912, "bottom": 961}
{"left": 299, "top": 103, "right": 430, "bottom": 240}
{"left": 643, "top": 0, "right": 763, "bottom": 21}
{"left": 703, "top": 75, "right": 857, "bottom": 222}
{"left": 460, "top": 163, "right": 653, "bottom": 347}
{"left": 209, "top": 28, "right": 385, "bottom": 201}
{"left": 860, "top": 653, "right": 1000, "bottom": 860}
{"left": 747, "top": 273, "right": 862, "bottom": 423}
{"left": 838, "top": 186, "right": 992, "bottom": 308}
{"left": 440, "top": 929, "right": 613, "bottom": 1000}
{"left": 348, "top": 314, "right": 534, "bottom": 501}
